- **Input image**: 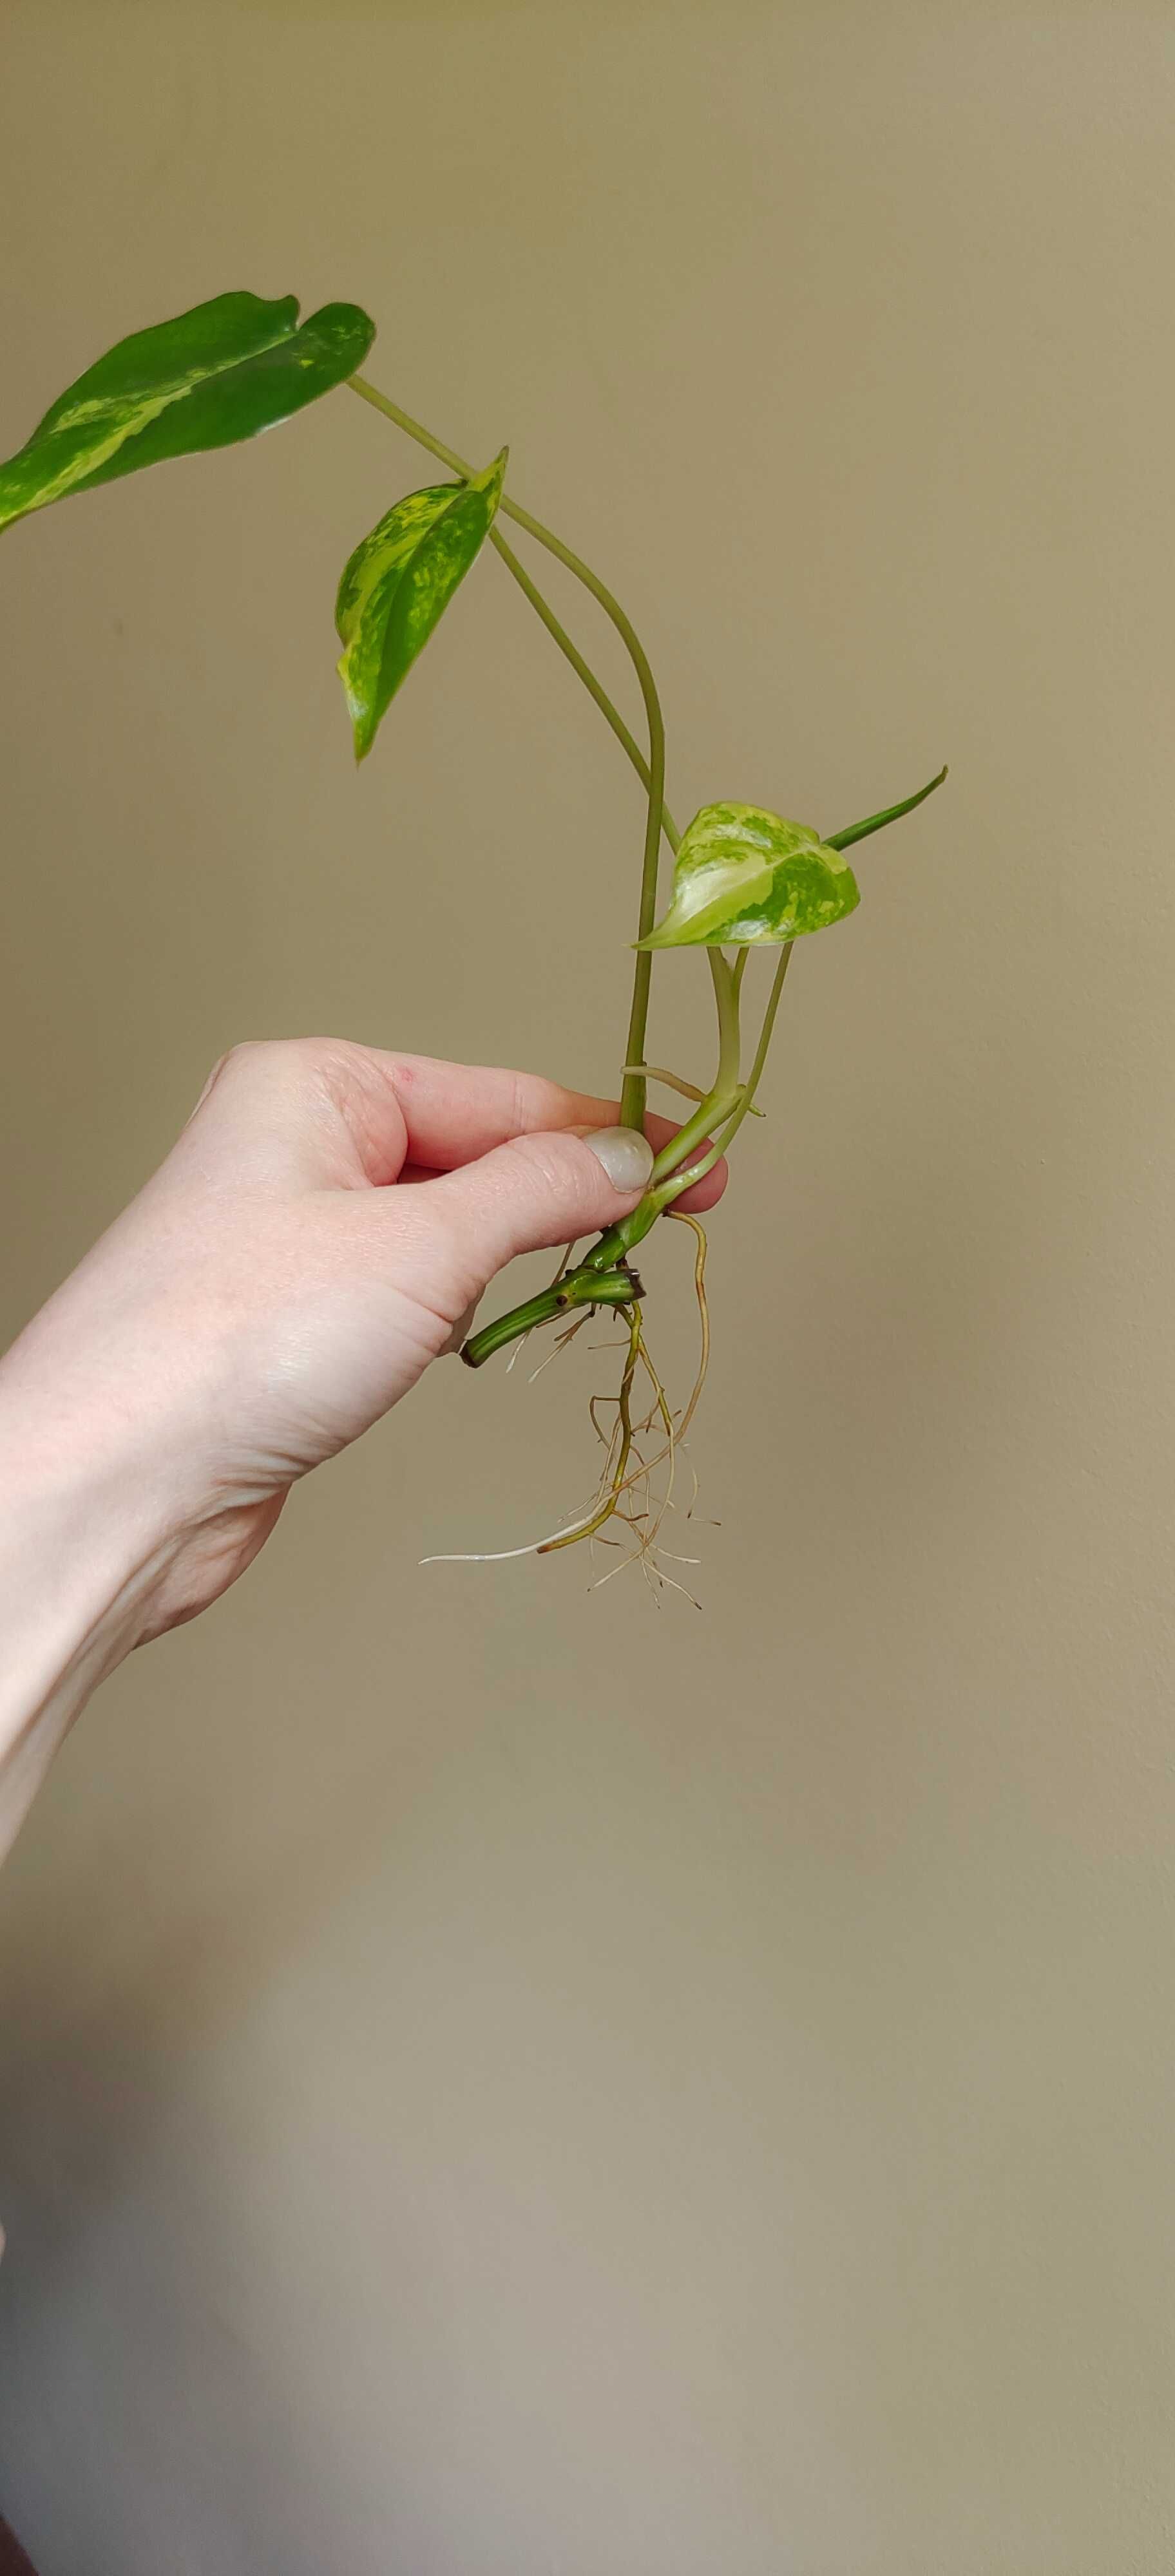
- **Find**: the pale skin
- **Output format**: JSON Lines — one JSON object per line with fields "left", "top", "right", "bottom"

{"left": 0, "top": 1036, "right": 726, "bottom": 1859}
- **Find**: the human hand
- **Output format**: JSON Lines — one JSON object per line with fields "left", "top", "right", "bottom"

{"left": 1, "top": 1037, "right": 727, "bottom": 1649}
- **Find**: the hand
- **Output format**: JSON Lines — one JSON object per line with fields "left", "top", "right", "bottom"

{"left": 1, "top": 1037, "right": 727, "bottom": 1648}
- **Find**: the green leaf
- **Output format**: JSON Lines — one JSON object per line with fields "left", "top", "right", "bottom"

{"left": 637, "top": 802, "right": 861, "bottom": 949}
{"left": 0, "top": 291, "right": 375, "bottom": 535}
{"left": 827, "top": 763, "right": 947, "bottom": 852}
{"left": 335, "top": 450, "right": 507, "bottom": 761}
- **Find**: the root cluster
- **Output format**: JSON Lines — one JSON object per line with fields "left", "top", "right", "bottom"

{"left": 422, "top": 1211, "right": 712, "bottom": 1601}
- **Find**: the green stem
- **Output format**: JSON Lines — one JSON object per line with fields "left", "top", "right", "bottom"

{"left": 485, "top": 538, "right": 729, "bottom": 1135}
{"left": 641, "top": 951, "right": 741, "bottom": 1187}
{"left": 461, "top": 938, "right": 788, "bottom": 1365}
{"left": 462, "top": 1262, "right": 640, "bottom": 1370}
{"left": 670, "top": 948, "right": 799, "bottom": 1180}
{"left": 487, "top": 526, "right": 680, "bottom": 851}
{"left": 584, "top": 939, "right": 793, "bottom": 1273}
{"left": 734, "top": 940, "right": 794, "bottom": 1115}
{"left": 347, "top": 372, "right": 667, "bottom": 1130}
{"left": 580, "top": 950, "right": 745, "bottom": 1272}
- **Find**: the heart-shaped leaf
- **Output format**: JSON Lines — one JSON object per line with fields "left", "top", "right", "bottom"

{"left": 0, "top": 291, "right": 375, "bottom": 535}
{"left": 335, "top": 451, "right": 507, "bottom": 760}
{"left": 637, "top": 802, "right": 861, "bottom": 948}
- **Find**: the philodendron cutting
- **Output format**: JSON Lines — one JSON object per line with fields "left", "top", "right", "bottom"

{"left": 0, "top": 290, "right": 945, "bottom": 1588}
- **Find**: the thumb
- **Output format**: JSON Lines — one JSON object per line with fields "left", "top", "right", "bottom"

{"left": 427, "top": 1124, "right": 655, "bottom": 1296}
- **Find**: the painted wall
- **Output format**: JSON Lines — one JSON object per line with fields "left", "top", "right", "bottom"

{"left": 1, "top": 5, "right": 1173, "bottom": 2568}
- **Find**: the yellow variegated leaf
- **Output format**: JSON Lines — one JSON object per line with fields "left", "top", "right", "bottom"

{"left": 335, "top": 451, "right": 506, "bottom": 760}
{"left": 638, "top": 803, "right": 861, "bottom": 948}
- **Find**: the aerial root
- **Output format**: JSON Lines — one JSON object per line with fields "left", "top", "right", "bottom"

{"left": 620, "top": 1063, "right": 707, "bottom": 1106}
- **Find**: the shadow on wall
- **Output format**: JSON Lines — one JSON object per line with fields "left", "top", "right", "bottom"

{"left": 0, "top": 2515, "right": 38, "bottom": 2574}
{"left": 0, "top": 1736, "right": 446, "bottom": 2562}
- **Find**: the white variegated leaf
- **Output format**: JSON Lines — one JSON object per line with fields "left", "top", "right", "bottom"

{"left": 638, "top": 802, "right": 861, "bottom": 948}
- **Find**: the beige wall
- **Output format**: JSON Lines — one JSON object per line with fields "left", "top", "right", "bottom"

{"left": 2, "top": 3, "right": 1174, "bottom": 2567}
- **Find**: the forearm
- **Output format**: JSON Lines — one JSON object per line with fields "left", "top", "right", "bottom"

{"left": 0, "top": 1356, "right": 174, "bottom": 1858}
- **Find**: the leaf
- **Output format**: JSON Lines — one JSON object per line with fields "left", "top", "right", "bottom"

{"left": 636, "top": 802, "right": 861, "bottom": 949}
{"left": 827, "top": 763, "right": 947, "bottom": 852}
{"left": 335, "top": 450, "right": 507, "bottom": 760}
{"left": 0, "top": 291, "right": 375, "bottom": 535}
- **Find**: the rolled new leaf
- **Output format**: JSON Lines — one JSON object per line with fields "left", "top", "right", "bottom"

{"left": 335, "top": 451, "right": 507, "bottom": 760}
{"left": 0, "top": 291, "right": 376, "bottom": 535}
{"left": 637, "top": 802, "right": 861, "bottom": 949}
{"left": 826, "top": 764, "right": 947, "bottom": 853}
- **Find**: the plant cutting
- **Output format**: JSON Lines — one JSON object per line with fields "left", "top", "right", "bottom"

{"left": 0, "top": 289, "right": 945, "bottom": 1588}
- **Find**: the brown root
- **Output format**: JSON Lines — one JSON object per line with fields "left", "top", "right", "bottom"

{"left": 421, "top": 1217, "right": 712, "bottom": 1589}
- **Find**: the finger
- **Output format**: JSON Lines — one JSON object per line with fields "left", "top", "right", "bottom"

{"left": 357, "top": 1054, "right": 616, "bottom": 1168}
{"left": 416, "top": 1128, "right": 656, "bottom": 1300}
{"left": 396, "top": 1147, "right": 727, "bottom": 1213}
{"left": 352, "top": 1051, "right": 728, "bottom": 1191}
{"left": 175, "top": 1039, "right": 728, "bottom": 1211}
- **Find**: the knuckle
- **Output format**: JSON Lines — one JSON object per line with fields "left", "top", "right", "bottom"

{"left": 198, "top": 1035, "right": 307, "bottom": 1094}
{"left": 186, "top": 1047, "right": 235, "bottom": 1123}
{"left": 280, "top": 1034, "right": 348, "bottom": 1081}
{"left": 224, "top": 1035, "right": 355, "bottom": 1094}
{"left": 508, "top": 1068, "right": 531, "bottom": 1140}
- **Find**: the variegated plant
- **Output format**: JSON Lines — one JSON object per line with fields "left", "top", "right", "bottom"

{"left": 1, "top": 289, "right": 946, "bottom": 1573}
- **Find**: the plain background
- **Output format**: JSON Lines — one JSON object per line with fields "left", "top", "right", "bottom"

{"left": 1, "top": 3, "right": 1173, "bottom": 2570}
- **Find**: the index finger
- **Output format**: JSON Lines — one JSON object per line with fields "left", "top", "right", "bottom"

{"left": 369, "top": 1052, "right": 611, "bottom": 1163}
{"left": 371, "top": 1051, "right": 729, "bottom": 1214}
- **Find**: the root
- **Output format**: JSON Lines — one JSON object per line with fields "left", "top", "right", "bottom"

{"left": 621, "top": 1062, "right": 707, "bottom": 1105}
{"left": 527, "top": 1309, "right": 591, "bottom": 1382}
{"left": 539, "top": 1308, "right": 643, "bottom": 1553}
{"left": 421, "top": 1215, "right": 713, "bottom": 1590}
{"left": 665, "top": 1208, "right": 711, "bottom": 1443}
{"left": 505, "top": 1240, "right": 578, "bottom": 1372}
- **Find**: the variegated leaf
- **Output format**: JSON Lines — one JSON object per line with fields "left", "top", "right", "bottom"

{"left": 638, "top": 802, "right": 861, "bottom": 949}
{"left": 335, "top": 451, "right": 506, "bottom": 760}
{"left": 0, "top": 292, "right": 375, "bottom": 535}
